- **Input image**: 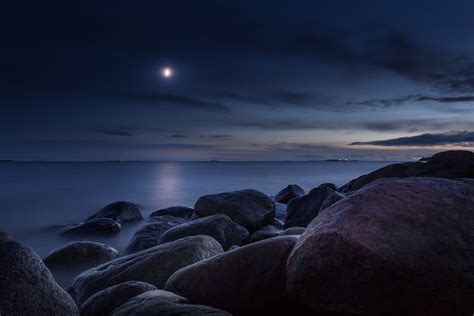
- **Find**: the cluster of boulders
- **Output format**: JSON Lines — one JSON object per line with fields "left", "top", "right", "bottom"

{"left": 0, "top": 150, "right": 473, "bottom": 315}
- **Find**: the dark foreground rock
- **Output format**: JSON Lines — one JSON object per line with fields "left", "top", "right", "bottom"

{"left": 127, "top": 215, "right": 185, "bottom": 252}
{"left": 274, "top": 184, "right": 305, "bottom": 204}
{"left": 44, "top": 241, "right": 119, "bottom": 269}
{"left": 150, "top": 205, "right": 194, "bottom": 220}
{"left": 59, "top": 218, "right": 121, "bottom": 235}
{"left": 165, "top": 236, "right": 298, "bottom": 315}
{"left": 69, "top": 235, "right": 223, "bottom": 305}
{"left": 285, "top": 183, "right": 337, "bottom": 228}
{"left": 111, "top": 289, "right": 231, "bottom": 316}
{"left": 319, "top": 191, "right": 345, "bottom": 211}
{"left": 340, "top": 150, "right": 474, "bottom": 192}
{"left": 287, "top": 177, "right": 474, "bottom": 315}
{"left": 194, "top": 189, "right": 275, "bottom": 231}
{"left": 281, "top": 226, "right": 305, "bottom": 236}
{"left": 80, "top": 281, "right": 157, "bottom": 316}
{"left": 159, "top": 214, "right": 249, "bottom": 250}
{"left": 0, "top": 234, "right": 79, "bottom": 315}
{"left": 86, "top": 201, "right": 143, "bottom": 223}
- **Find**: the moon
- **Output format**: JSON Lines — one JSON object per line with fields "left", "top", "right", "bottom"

{"left": 161, "top": 67, "right": 173, "bottom": 78}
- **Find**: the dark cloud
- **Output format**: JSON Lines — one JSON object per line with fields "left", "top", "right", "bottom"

{"left": 350, "top": 131, "right": 474, "bottom": 147}
{"left": 349, "top": 94, "right": 474, "bottom": 107}
{"left": 121, "top": 93, "right": 230, "bottom": 112}
{"left": 96, "top": 129, "right": 134, "bottom": 137}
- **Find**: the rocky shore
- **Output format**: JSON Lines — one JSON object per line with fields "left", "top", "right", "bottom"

{"left": 1, "top": 150, "right": 473, "bottom": 315}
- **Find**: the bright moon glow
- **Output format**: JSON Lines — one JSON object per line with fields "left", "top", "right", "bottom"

{"left": 161, "top": 67, "right": 173, "bottom": 78}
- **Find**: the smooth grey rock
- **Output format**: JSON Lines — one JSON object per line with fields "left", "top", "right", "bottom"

{"left": 150, "top": 206, "right": 194, "bottom": 220}
{"left": 165, "top": 236, "right": 298, "bottom": 315}
{"left": 0, "top": 234, "right": 79, "bottom": 315}
{"left": 127, "top": 216, "right": 185, "bottom": 252}
{"left": 80, "top": 281, "right": 157, "bottom": 316}
{"left": 159, "top": 214, "right": 249, "bottom": 250}
{"left": 44, "top": 241, "right": 119, "bottom": 269}
{"left": 111, "top": 290, "right": 231, "bottom": 316}
{"left": 280, "top": 226, "right": 305, "bottom": 236}
{"left": 287, "top": 177, "right": 474, "bottom": 315}
{"left": 249, "top": 225, "right": 281, "bottom": 243}
{"left": 59, "top": 218, "right": 121, "bottom": 235}
{"left": 69, "top": 235, "right": 223, "bottom": 305}
{"left": 274, "top": 184, "right": 305, "bottom": 204}
{"left": 194, "top": 189, "right": 275, "bottom": 231}
{"left": 285, "top": 183, "right": 337, "bottom": 228}
{"left": 86, "top": 201, "right": 143, "bottom": 223}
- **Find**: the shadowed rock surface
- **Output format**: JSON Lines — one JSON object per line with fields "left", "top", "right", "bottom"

{"left": 319, "top": 191, "right": 346, "bottom": 211}
{"left": 69, "top": 235, "right": 223, "bottom": 305}
{"left": 86, "top": 201, "right": 143, "bottom": 223}
{"left": 127, "top": 215, "right": 185, "bottom": 252}
{"left": 249, "top": 224, "right": 281, "bottom": 243}
{"left": 275, "top": 202, "right": 287, "bottom": 221}
{"left": 285, "top": 183, "right": 337, "bottom": 228}
{"left": 287, "top": 177, "right": 474, "bottom": 315}
{"left": 274, "top": 184, "right": 305, "bottom": 204}
{"left": 0, "top": 234, "right": 79, "bottom": 315}
{"left": 150, "top": 206, "right": 194, "bottom": 220}
{"left": 194, "top": 189, "right": 275, "bottom": 231}
{"left": 111, "top": 289, "right": 231, "bottom": 316}
{"left": 340, "top": 150, "right": 474, "bottom": 192}
{"left": 281, "top": 226, "right": 305, "bottom": 236}
{"left": 59, "top": 218, "right": 121, "bottom": 235}
{"left": 80, "top": 281, "right": 157, "bottom": 316}
{"left": 159, "top": 214, "right": 249, "bottom": 250}
{"left": 165, "top": 236, "right": 298, "bottom": 315}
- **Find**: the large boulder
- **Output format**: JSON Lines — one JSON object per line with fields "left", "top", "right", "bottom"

{"left": 111, "top": 289, "right": 231, "bottom": 316}
{"left": 86, "top": 201, "right": 143, "bottom": 223}
{"left": 274, "top": 184, "right": 306, "bottom": 204}
{"left": 44, "top": 241, "right": 119, "bottom": 269}
{"left": 159, "top": 214, "right": 249, "bottom": 250}
{"left": 150, "top": 206, "right": 194, "bottom": 220}
{"left": 340, "top": 150, "right": 474, "bottom": 192}
{"left": 284, "top": 183, "right": 337, "bottom": 228}
{"left": 80, "top": 281, "right": 157, "bottom": 316}
{"left": 127, "top": 215, "right": 185, "bottom": 252}
{"left": 194, "top": 189, "right": 275, "bottom": 231}
{"left": 287, "top": 177, "right": 474, "bottom": 315}
{"left": 44, "top": 241, "right": 119, "bottom": 287}
{"left": 0, "top": 234, "right": 79, "bottom": 315}
{"left": 69, "top": 235, "right": 223, "bottom": 305}
{"left": 319, "top": 191, "right": 346, "bottom": 211}
{"left": 165, "top": 236, "right": 298, "bottom": 315}
{"left": 59, "top": 218, "right": 121, "bottom": 235}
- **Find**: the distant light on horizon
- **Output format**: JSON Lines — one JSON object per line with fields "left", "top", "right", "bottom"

{"left": 161, "top": 67, "right": 173, "bottom": 78}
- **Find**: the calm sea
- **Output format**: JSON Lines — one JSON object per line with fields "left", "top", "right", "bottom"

{"left": 0, "top": 161, "right": 394, "bottom": 257}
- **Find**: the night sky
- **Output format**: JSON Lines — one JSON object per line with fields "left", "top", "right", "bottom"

{"left": 1, "top": 0, "right": 473, "bottom": 161}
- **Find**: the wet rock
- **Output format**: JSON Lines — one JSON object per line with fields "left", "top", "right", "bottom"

{"left": 127, "top": 216, "right": 185, "bottom": 252}
{"left": 159, "top": 214, "right": 249, "bottom": 250}
{"left": 0, "top": 234, "right": 79, "bottom": 315}
{"left": 111, "top": 289, "right": 231, "bottom": 316}
{"left": 150, "top": 206, "right": 194, "bottom": 220}
{"left": 86, "top": 201, "right": 143, "bottom": 223}
{"left": 165, "top": 236, "right": 298, "bottom": 315}
{"left": 59, "top": 218, "right": 121, "bottom": 235}
{"left": 285, "top": 183, "right": 337, "bottom": 228}
{"left": 272, "top": 218, "right": 284, "bottom": 229}
{"left": 80, "top": 281, "right": 157, "bottom": 316}
{"left": 194, "top": 189, "right": 275, "bottom": 231}
{"left": 274, "top": 184, "right": 305, "bottom": 204}
{"left": 69, "top": 235, "right": 223, "bottom": 305}
{"left": 287, "top": 177, "right": 474, "bottom": 315}
{"left": 275, "top": 202, "right": 287, "bottom": 221}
